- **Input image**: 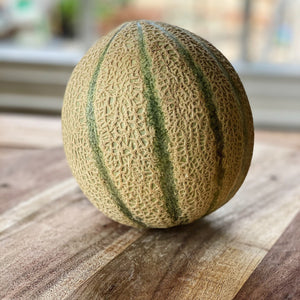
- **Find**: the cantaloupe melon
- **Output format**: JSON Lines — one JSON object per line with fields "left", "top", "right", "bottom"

{"left": 62, "top": 20, "right": 254, "bottom": 228}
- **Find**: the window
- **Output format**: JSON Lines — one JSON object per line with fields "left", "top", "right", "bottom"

{"left": 0, "top": 0, "right": 299, "bottom": 128}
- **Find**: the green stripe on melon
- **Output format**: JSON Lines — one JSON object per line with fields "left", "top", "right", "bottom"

{"left": 137, "top": 22, "right": 181, "bottom": 222}
{"left": 86, "top": 23, "right": 146, "bottom": 227}
{"left": 146, "top": 21, "right": 226, "bottom": 214}
{"left": 177, "top": 27, "right": 253, "bottom": 205}
{"left": 62, "top": 20, "right": 254, "bottom": 228}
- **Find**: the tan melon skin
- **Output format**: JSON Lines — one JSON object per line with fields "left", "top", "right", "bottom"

{"left": 62, "top": 20, "right": 254, "bottom": 228}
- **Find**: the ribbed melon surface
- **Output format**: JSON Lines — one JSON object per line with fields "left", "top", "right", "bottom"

{"left": 62, "top": 20, "right": 254, "bottom": 228}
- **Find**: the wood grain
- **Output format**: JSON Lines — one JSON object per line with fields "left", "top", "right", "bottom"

{"left": 0, "top": 147, "right": 71, "bottom": 213}
{"left": 0, "top": 155, "right": 144, "bottom": 299}
{"left": 0, "top": 115, "right": 300, "bottom": 299}
{"left": 234, "top": 211, "right": 300, "bottom": 300}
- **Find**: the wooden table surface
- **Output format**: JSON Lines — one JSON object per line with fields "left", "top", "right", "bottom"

{"left": 1, "top": 113, "right": 299, "bottom": 300}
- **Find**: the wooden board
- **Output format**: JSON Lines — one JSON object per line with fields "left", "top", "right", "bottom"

{"left": 0, "top": 113, "right": 62, "bottom": 149}
{"left": 0, "top": 117, "right": 300, "bottom": 299}
{"left": 234, "top": 211, "right": 300, "bottom": 300}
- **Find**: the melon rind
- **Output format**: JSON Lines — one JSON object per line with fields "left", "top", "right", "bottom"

{"left": 62, "top": 20, "right": 254, "bottom": 228}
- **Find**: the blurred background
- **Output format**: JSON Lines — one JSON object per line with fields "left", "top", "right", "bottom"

{"left": 0, "top": 0, "right": 299, "bottom": 129}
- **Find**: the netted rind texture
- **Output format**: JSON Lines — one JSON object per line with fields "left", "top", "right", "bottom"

{"left": 62, "top": 20, "right": 254, "bottom": 228}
